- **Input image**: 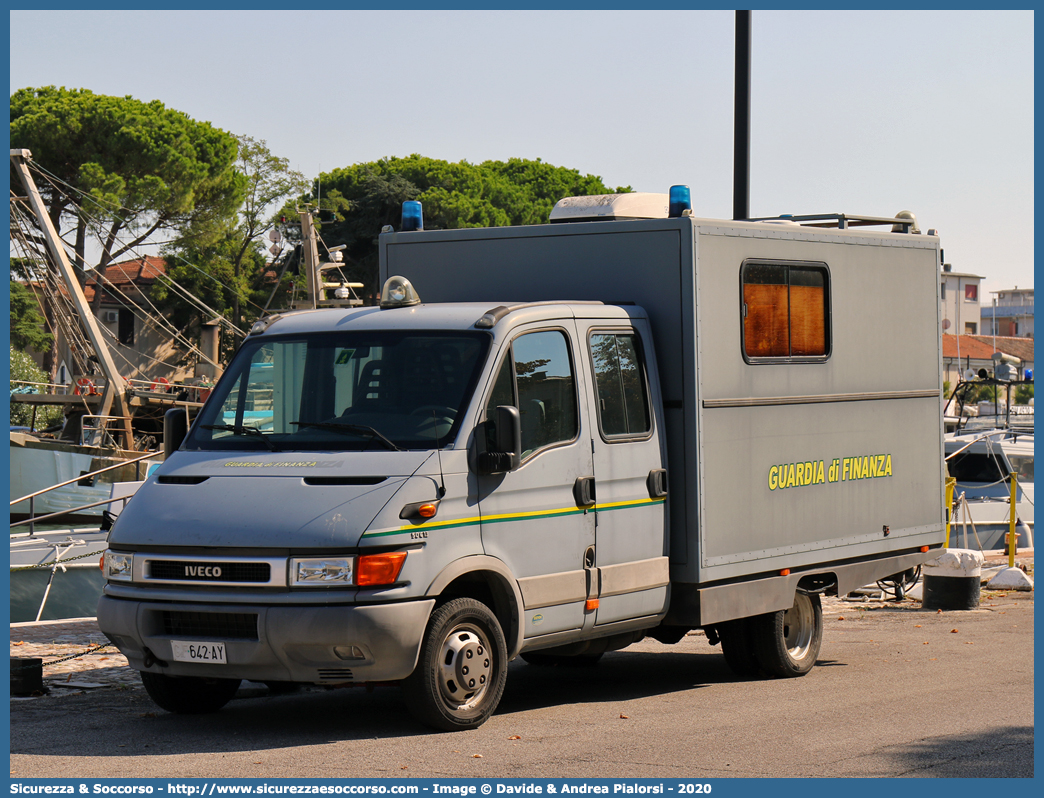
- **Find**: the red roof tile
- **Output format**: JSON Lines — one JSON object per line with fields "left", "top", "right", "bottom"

{"left": 941, "top": 334, "right": 998, "bottom": 360}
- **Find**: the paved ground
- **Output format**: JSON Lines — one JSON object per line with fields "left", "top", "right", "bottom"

{"left": 9, "top": 552, "right": 1033, "bottom": 779}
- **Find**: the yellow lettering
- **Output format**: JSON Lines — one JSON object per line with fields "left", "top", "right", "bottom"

{"left": 769, "top": 466, "right": 778, "bottom": 491}
{"left": 786, "top": 463, "right": 795, "bottom": 488}
{"left": 885, "top": 454, "right": 892, "bottom": 476}
{"left": 817, "top": 460, "right": 825, "bottom": 484}
{"left": 869, "top": 455, "right": 879, "bottom": 479}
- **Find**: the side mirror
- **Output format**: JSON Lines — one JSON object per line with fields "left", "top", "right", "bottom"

{"left": 476, "top": 405, "right": 521, "bottom": 474}
{"left": 163, "top": 408, "right": 189, "bottom": 459}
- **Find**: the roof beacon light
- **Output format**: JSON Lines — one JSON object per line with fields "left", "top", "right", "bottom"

{"left": 401, "top": 200, "right": 424, "bottom": 232}
{"left": 380, "top": 275, "right": 421, "bottom": 309}
{"left": 668, "top": 185, "right": 691, "bottom": 218}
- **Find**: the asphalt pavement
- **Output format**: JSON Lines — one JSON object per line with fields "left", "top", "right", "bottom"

{"left": 8, "top": 586, "right": 1034, "bottom": 780}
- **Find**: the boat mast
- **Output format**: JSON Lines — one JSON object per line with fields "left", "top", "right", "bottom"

{"left": 10, "top": 149, "right": 135, "bottom": 451}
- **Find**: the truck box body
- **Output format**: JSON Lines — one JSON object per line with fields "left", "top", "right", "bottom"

{"left": 382, "top": 216, "right": 946, "bottom": 619}
{"left": 97, "top": 201, "right": 947, "bottom": 729}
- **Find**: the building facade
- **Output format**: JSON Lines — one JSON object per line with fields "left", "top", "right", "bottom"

{"left": 982, "top": 287, "right": 1034, "bottom": 339}
{"left": 940, "top": 266, "right": 983, "bottom": 336}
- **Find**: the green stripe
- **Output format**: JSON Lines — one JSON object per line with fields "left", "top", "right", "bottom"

{"left": 363, "top": 496, "right": 665, "bottom": 538}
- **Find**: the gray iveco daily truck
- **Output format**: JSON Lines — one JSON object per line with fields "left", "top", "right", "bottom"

{"left": 99, "top": 190, "right": 947, "bottom": 730}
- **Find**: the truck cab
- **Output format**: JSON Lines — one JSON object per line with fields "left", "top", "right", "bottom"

{"left": 100, "top": 291, "right": 669, "bottom": 729}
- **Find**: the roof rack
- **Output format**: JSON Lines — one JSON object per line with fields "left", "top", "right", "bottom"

{"left": 746, "top": 213, "right": 918, "bottom": 232}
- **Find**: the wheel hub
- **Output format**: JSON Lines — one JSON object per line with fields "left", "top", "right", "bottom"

{"left": 438, "top": 626, "right": 492, "bottom": 710}
{"left": 782, "top": 593, "right": 815, "bottom": 658}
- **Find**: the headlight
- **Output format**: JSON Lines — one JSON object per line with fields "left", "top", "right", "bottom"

{"left": 290, "top": 557, "right": 354, "bottom": 587}
{"left": 105, "top": 551, "right": 134, "bottom": 582}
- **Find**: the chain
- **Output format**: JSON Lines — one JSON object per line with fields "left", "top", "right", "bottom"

{"left": 11, "top": 549, "right": 103, "bottom": 572}
{"left": 11, "top": 642, "right": 114, "bottom": 672}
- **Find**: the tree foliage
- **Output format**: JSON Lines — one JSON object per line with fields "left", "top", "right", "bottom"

{"left": 9, "top": 281, "right": 53, "bottom": 352}
{"left": 287, "top": 155, "right": 630, "bottom": 299}
{"left": 153, "top": 136, "right": 306, "bottom": 348}
{"left": 10, "top": 86, "right": 245, "bottom": 310}
{"left": 10, "top": 347, "right": 63, "bottom": 429}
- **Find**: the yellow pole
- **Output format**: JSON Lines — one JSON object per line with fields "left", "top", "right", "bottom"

{"left": 1008, "top": 472, "right": 1017, "bottom": 569}
{"left": 945, "top": 477, "right": 956, "bottom": 548}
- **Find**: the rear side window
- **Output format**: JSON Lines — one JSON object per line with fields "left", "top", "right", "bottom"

{"left": 742, "top": 260, "right": 830, "bottom": 362}
{"left": 589, "top": 332, "right": 651, "bottom": 439}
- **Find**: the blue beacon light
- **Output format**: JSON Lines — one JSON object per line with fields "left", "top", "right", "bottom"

{"left": 401, "top": 201, "right": 424, "bottom": 232}
{"left": 668, "top": 185, "right": 691, "bottom": 218}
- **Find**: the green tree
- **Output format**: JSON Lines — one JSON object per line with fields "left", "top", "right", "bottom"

{"left": 9, "top": 347, "right": 63, "bottom": 430}
{"left": 286, "top": 155, "right": 630, "bottom": 299}
{"left": 10, "top": 86, "right": 246, "bottom": 311}
{"left": 154, "top": 136, "right": 306, "bottom": 346}
{"left": 9, "top": 281, "right": 53, "bottom": 352}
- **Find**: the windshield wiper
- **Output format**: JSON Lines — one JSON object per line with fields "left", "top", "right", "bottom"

{"left": 201, "top": 424, "right": 279, "bottom": 451}
{"left": 291, "top": 421, "right": 402, "bottom": 452}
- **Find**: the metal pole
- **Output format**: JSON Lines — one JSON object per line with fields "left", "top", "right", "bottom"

{"left": 1008, "top": 472, "right": 1017, "bottom": 567}
{"left": 733, "top": 10, "right": 752, "bottom": 221}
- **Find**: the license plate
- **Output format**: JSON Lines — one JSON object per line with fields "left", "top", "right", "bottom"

{"left": 171, "top": 640, "right": 227, "bottom": 664}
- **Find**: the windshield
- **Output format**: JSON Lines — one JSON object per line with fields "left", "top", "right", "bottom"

{"left": 185, "top": 331, "right": 489, "bottom": 452}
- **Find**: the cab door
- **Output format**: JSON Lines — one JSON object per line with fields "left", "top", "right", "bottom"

{"left": 476, "top": 326, "right": 596, "bottom": 638}
{"left": 581, "top": 321, "right": 669, "bottom": 626}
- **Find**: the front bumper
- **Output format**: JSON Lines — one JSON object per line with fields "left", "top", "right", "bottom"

{"left": 97, "top": 596, "right": 435, "bottom": 684}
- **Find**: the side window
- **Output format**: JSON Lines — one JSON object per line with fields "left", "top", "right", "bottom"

{"left": 487, "top": 330, "right": 578, "bottom": 459}
{"left": 742, "top": 260, "right": 829, "bottom": 362}
{"left": 590, "top": 332, "right": 651, "bottom": 438}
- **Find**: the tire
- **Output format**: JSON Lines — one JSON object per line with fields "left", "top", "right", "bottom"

{"left": 402, "top": 597, "right": 508, "bottom": 731}
{"left": 717, "top": 617, "right": 761, "bottom": 677}
{"left": 519, "top": 652, "right": 603, "bottom": 667}
{"left": 750, "top": 592, "right": 823, "bottom": 677}
{"left": 141, "top": 672, "right": 241, "bottom": 714}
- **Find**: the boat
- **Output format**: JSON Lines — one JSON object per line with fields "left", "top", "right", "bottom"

{"left": 944, "top": 428, "right": 1033, "bottom": 550}
{"left": 9, "top": 151, "right": 196, "bottom": 524}
{"left": 10, "top": 479, "right": 142, "bottom": 622}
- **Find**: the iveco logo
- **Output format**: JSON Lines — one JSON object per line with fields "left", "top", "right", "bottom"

{"left": 185, "top": 565, "right": 222, "bottom": 578}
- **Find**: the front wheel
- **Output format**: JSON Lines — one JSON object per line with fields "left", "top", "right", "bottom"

{"left": 141, "top": 672, "right": 241, "bottom": 714}
{"left": 750, "top": 592, "right": 823, "bottom": 677}
{"left": 402, "top": 597, "right": 508, "bottom": 731}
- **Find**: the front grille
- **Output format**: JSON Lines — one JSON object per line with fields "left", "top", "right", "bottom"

{"left": 160, "top": 610, "right": 258, "bottom": 640}
{"left": 149, "top": 560, "right": 271, "bottom": 583}
{"left": 317, "top": 668, "right": 354, "bottom": 682}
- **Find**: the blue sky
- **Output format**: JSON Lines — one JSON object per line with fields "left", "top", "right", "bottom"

{"left": 9, "top": 9, "right": 1035, "bottom": 299}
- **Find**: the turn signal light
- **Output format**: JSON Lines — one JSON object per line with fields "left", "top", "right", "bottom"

{"left": 417, "top": 503, "right": 438, "bottom": 519}
{"left": 780, "top": 568, "right": 791, "bottom": 576}
{"left": 921, "top": 546, "right": 930, "bottom": 553}
{"left": 585, "top": 599, "right": 599, "bottom": 612}
{"left": 356, "top": 552, "right": 407, "bottom": 586}
{"left": 99, "top": 554, "right": 104, "bottom": 572}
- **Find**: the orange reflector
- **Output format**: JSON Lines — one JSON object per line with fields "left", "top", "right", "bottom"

{"left": 921, "top": 546, "right": 929, "bottom": 553}
{"left": 585, "top": 599, "right": 599, "bottom": 612}
{"left": 780, "top": 568, "right": 790, "bottom": 576}
{"left": 418, "top": 503, "right": 438, "bottom": 519}
{"left": 99, "top": 554, "right": 105, "bottom": 572}
{"left": 356, "top": 552, "right": 408, "bottom": 586}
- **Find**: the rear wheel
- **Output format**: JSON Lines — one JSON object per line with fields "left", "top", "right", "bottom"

{"left": 750, "top": 592, "right": 822, "bottom": 677}
{"left": 402, "top": 597, "right": 508, "bottom": 731}
{"left": 717, "top": 617, "right": 761, "bottom": 676}
{"left": 141, "top": 672, "right": 241, "bottom": 714}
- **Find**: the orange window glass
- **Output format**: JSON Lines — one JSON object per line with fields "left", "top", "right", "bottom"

{"left": 743, "top": 262, "right": 828, "bottom": 360}
{"left": 789, "top": 269, "right": 826, "bottom": 356}
{"left": 743, "top": 263, "right": 789, "bottom": 357}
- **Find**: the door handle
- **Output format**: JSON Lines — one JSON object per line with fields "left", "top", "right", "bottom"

{"left": 573, "top": 475, "right": 596, "bottom": 508}
{"left": 647, "top": 468, "right": 668, "bottom": 498}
